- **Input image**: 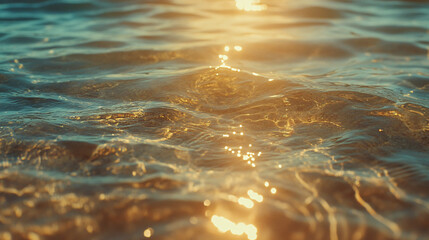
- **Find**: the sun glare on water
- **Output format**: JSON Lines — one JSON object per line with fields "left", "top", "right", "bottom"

{"left": 211, "top": 215, "right": 258, "bottom": 240}
{"left": 235, "top": 0, "right": 267, "bottom": 11}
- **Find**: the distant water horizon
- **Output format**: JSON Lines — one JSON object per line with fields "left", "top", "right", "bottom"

{"left": 1, "top": 0, "right": 429, "bottom": 239}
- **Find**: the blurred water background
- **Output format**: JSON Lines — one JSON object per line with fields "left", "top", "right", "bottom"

{"left": 1, "top": 0, "right": 429, "bottom": 239}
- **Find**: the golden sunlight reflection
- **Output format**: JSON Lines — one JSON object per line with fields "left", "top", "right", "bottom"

{"left": 143, "top": 227, "right": 154, "bottom": 238}
{"left": 213, "top": 45, "right": 275, "bottom": 82}
{"left": 214, "top": 124, "right": 282, "bottom": 239}
{"left": 214, "top": 45, "right": 242, "bottom": 72}
{"left": 222, "top": 125, "right": 261, "bottom": 168}
{"left": 235, "top": 0, "right": 267, "bottom": 12}
{"left": 247, "top": 189, "right": 263, "bottom": 203}
{"left": 238, "top": 197, "right": 255, "bottom": 208}
{"left": 211, "top": 215, "right": 258, "bottom": 240}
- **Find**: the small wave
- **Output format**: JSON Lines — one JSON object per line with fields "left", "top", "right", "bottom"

{"left": 1, "top": 0, "right": 429, "bottom": 239}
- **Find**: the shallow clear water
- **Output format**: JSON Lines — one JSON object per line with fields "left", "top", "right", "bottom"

{"left": 1, "top": 0, "right": 429, "bottom": 239}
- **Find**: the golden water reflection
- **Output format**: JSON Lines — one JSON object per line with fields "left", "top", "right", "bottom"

{"left": 210, "top": 124, "right": 282, "bottom": 239}
{"left": 208, "top": 2, "right": 278, "bottom": 234}
{"left": 235, "top": 0, "right": 267, "bottom": 12}
{"left": 215, "top": 45, "right": 241, "bottom": 72}
{"left": 143, "top": 228, "right": 154, "bottom": 238}
{"left": 211, "top": 215, "right": 258, "bottom": 240}
{"left": 238, "top": 197, "right": 255, "bottom": 208}
{"left": 222, "top": 125, "right": 260, "bottom": 168}
{"left": 247, "top": 189, "right": 263, "bottom": 203}
{"left": 214, "top": 44, "right": 275, "bottom": 83}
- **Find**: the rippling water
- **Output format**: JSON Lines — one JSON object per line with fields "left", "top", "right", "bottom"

{"left": 1, "top": 0, "right": 429, "bottom": 239}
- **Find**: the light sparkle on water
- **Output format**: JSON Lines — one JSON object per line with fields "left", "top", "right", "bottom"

{"left": 235, "top": 0, "right": 267, "bottom": 11}
{"left": 211, "top": 215, "right": 257, "bottom": 240}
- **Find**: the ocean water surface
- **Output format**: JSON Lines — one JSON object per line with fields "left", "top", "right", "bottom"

{"left": 1, "top": 0, "right": 429, "bottom": 239}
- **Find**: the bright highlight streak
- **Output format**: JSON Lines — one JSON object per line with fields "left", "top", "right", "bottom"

{"left": 211, "top": 215, "right": 257, "bottom": 240}
{"left": 247, "top": 189, "right": 263, "bottom": 203}
{"left": 238, "top": 197, "right": 254, "bottom": 208}
{"left": 219, "top": 54, "right": 229, "bottom": 61}
{"left": 235, "top": 0, "right": 267, "bottom": 12}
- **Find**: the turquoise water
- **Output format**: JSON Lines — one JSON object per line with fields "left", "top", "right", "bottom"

{"left": 1, "top": 0, "right": 429, "bottom": 239}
